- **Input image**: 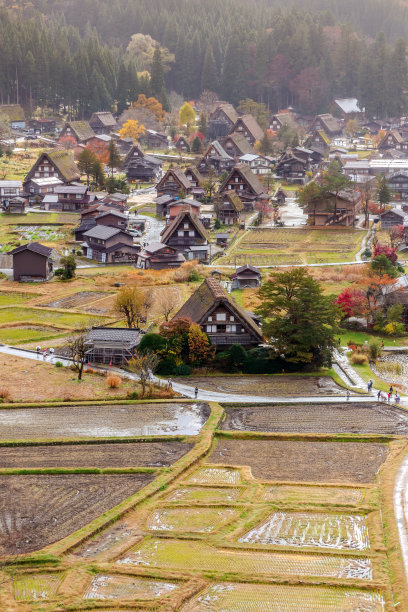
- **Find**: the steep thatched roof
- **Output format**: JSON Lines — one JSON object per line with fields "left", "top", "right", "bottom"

{"left": 220, "top": 164, "right": 268, "bottom": 196}
{"left": 173, "top": 277, "right": 263, "bottom": 341}
{"left": 157, "top": 167, "right": 192, "bottom": 192}
{"left": 67, "top": 121, "right": 95, "bottom": 142}
{"left": 224, "top": 191, "right": 244, "bottom": 212}
{"left": 225, "top": 132, "right": 254, "bottom": 155}
{"left": 47, "top": 150, "right": 80, "bottom": 182}
{"left": 161, "top": 208, "right": 209, "bottom": 243}
{"left": 234, "top": 114, "right": 264, "bottom": 141}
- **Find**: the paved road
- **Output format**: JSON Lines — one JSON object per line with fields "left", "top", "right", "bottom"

{"left": 394, "top": 455, "right": 408, "bottom": 584}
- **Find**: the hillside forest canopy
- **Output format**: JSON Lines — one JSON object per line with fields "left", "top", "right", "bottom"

{"left": 0, "top": 0, "right": 408, "bottom": 118}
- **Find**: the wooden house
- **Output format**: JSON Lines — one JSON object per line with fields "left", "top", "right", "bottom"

{"left": 378, "top": 131, "right": 408, "bottom": 152}
{"left": 89, "top": 112, "right": 117, "bottom": 135}
{"left": 75, "top": 209, "right": 128, "bottom": 241}
{"left": 0, "top": 104, "right": 25, "bottom": 129}
{"left": 0, "top": 180, "right": 21, "bottom": 204}
{"left": 99, "top": 192, "right": 129, "bottom": 212}
{"left": 306, "top": 130, "right": 330, "bottom": 154}
{"left": 208, "top": 103, "right": 238, "bottom": 139}
{"left": 231, "top": 264, "right": 261, "bottom": 289}
{"left": 380, "top": 208, "right": 407, "bottom": 230}
{"left": 388, "top": 172, "right": 408, "bottom": 199}
{"left": 156, "top": 167, "right": 192, "bottom": 198}
{"left": 232, "top": 114, "right": 264, "bottom": 146}
{"left": 270, "top": 112, "right": 298, "bottom": 132}
{"left": 239, "top": 153, "right": 270, "bottom": 175}
{"left": 172, "top": 277, "right": 263, "bottom": 348}
{"left": 167, "top": 198, "right": 201, "bottom": 221}
{"left": 58, "top": 121, "right": 95, "bottom": 147}
{"left": 310, "top": 114, "right": 342, "bottom": 138}
{"left": 184, "top": 166, "right": 205, "bottom": 197}
{"left": 123, "top": 145, "right": 162, "bottom": 183}
{"left": 85, "top": 327, "right": 141, "bottom": 365}
{"left": 28, "top": 119, "right": 56, "bottom": 134}
{"left": 330, "top": 98, "right": 364, "bottom": 120}
{"left": 141, "top": 129, "right": 168, "bottom": 149}
{"left": 197, "top": 141, "right": 234, "bottom": 176}
{"left": 216, "top": 191, "right": 244, "bottom": 225}
{"left": 219, "top": 165, "right": 270, "bottom": 210}
{"left": 307, "top": 189, "right": 362, "bottom": 226}
{"left": 3, "top": 197, "right": 25, "bottom": 214}
{"left": 10, "top": 242, "right": 54, "bottom": 281}
{"left": 175, "top": 136, "right": 190, "bottom": 152}
{"left": 42, "top": 184, "right": 97, "bottom": 212}
{"left": 23, "top": 151, "right": 80, "bottom": 196}
{"left": 161, "top": 207, "right": 210, "bottom": 261}
{"left": 156, "top": 194, "right": 177, "bottom": 217}
{"left": 82, "top": 226, "right": 140, "bottom": 263}
{"left": 222, "top": 133, "right": 254, "bottom": 157}
{"left": 136, "top": 242, "right": 185, "bottom": 270}
{"left": 275, "top": 151, "right": 309, "bottom": 184}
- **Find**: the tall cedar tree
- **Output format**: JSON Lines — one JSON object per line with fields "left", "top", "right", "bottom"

{"left": 107, "top": 140, "right": 122, "bottom": 176}
{"left": 77, "top": 148, "right": 98, "bottom": 186}
{"left": 256, "top": 268, "right": 340, "bottom": 367}
{"left": 201, "top": 45, "right": 218, "bottom": 94}
{"left": 150, "top": 45, "right": 170, "bottom": 112}
{"left": 376, "top": 174, "right": 392, "bottom": 208}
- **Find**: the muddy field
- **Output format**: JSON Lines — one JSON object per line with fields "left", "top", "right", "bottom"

{"left": 176, "top": 375, "right": 353, "bottom": 396}
{"left": 39, "top": 291, "right": 110, "bottom": 309}
{"left": 0, "top": 473, "right": 154, "bottom": 555}
{"left": 208, "top": 439, "right": 389, "bottom": 483}
{"left": 221, "top": 402, "right": 408, "bottom": 435}
{"left": 0, "top": 441, "right": 192, "bottom": 468}
{"left": 0, "top": 402, "right": 210, "bottom": 439}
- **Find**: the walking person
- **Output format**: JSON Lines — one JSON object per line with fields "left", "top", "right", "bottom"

{"left": 368, "top": 380, "right": 373, "bottom": 392}
{"left": 36, "top": 346, "right": 41, "bottom": 358}
{"left": 387, "top": 391, "right": 391, "bottom": 403}
{"left": 338, "top": 337, "right": 341, "bottom": 347}
{"left": 346, "top": 390, "right": 350, "bottom": 401}
{"left": 389, "top": 385, "right": 393, "bottom": 396}
{"left": 194, "top": 386, "right": 198, "bottom": 399}
{"left": 395, "top": 391, "right": 401, "bottom": 405}
{"left": 168, "top": 378, "right": 173, "bottom": 389}
{"left": 377, "top": 389, "right": 381, "bottom": 401}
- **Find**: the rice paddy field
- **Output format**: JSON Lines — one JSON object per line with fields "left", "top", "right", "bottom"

{"left": 0, "top": 399, "right": 406, "bottom": 611}
{"left": 217, "top": 227, "right": 365, "bottom": 266}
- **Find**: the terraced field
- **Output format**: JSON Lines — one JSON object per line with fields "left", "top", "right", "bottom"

{"left": 222, "top": 402, "right": 408, "bottom": 434}
{"left": 0, "top": 399, "right": 404, "bottom": 611}
{"left": 217, "top": 227, "right": 365, "bottom": 266}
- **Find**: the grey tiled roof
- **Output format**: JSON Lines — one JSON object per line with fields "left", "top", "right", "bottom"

{"left": 83, "top": 226, "right": 122, "bottom": 240}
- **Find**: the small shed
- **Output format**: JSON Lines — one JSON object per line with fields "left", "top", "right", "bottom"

{"left": 10, "top": 242, "right": 54, "bottom": 282}
{"left": 231, "top": 264, "right": 261, "bottom": 290}
{"left": 3, "top": 196, "right": 25, "bottom": 214}
{"left": 85, "top": 327, "right": 142, "bottom": 365}
{"left": 216, "top": 232, "right": 229, "bottom": 247}
{"left": 380, "top": 208, "right": 407, "bottom": 230}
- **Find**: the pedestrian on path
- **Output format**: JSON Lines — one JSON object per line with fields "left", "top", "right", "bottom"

{"left": 368, "top": 380, "right": 373, "bottom": 392}
{"left": 338, "top": 337, "right": 341, "bottom": 347}
{"left": 194, "top": 386, "right": 198, "bottom": 399}
{"left": 387, "top": 391, "right": 391, "bottom": 403}
{"left": 346, "top": 390, "right": 350, "bottom": 401}
{"left": 167, "top": 378, "right": 173, "bottom": 389}
{"left": 396, "top": 391, "right": 401, "bottom": 405}
{"left": 377, "top": 390, "right": 381, "bottom": 401}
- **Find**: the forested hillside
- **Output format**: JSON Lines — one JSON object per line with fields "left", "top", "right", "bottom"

{"left": 0, "top": 0, "right": 408, "bottom": 118}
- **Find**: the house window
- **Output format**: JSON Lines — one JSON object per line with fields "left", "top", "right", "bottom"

{"left": 35, "top": 172, "right": 40, "bottom": 177}
{"left": 239, "top": 184, "right": 243, "bottom": 190}
{"left": 178, "top": 230, "right": 184, "bottom": 236}
{"left": 208, "top": 316, "right": 212, "bottom": 322}
{"left": 206, "top": 325, "right": 216, "bottom": 332}
{"left": 230, "top": 316, "right": 234, "bottom": 321}
{"left": 241, "top": 327, "right": 245, "bottom": 332}
{"left": 184, "top": 223, "right": 189, "bottom": 229}
{"left": 235, "top": 177, "right": 239, "bottom": 182}
{"left": 76, "top": 194, "right": 82, "bottom": 199}
{"left": 228, "top": 185, "right": 232, "bottom": 189}
{"left": 44, "top": 172, "right": 49, "bottom": 177}
{"left": 216, "top": 312, "right": 226, "bottom": 321}
{"left": 226, "top": 324, "right": 236, "bottom": 332}
{"left": 189, "top": 230, "right": 194, "bottom": 237}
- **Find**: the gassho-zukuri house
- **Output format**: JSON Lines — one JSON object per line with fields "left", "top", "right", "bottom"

{"left": 171, "top": 277, "right": 263, "bottom": 348}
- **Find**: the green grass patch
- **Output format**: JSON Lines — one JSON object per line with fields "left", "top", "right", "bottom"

{"left": 0, "top": 307, "right": 108, "bottom": 328}
{"left": 339, "top": 330, "right": 408, "bottom": 347}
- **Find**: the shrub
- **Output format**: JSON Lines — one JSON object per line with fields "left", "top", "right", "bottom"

{"left": 138, "top": 333, "right": 167, "bottom": 353}
{"left": 107, "top": 374, "right": 121, "bottom": 388}
{"left": 127, "top": 390, "right": 139, "bottom": 399}
{"left": 384, "top": 321, "right": 405, "bottom": 336}
{"left": 351, "top": 352, "right": 369, "bottom": 365}
{"left": 156, "top": 356, "right": 177, "bottom": 375}
{"left": 368, "top": 340, "right": 382, "bottom": 361}
{"left": 55, "top": 361, "right": 63, "bottom": 368}
{"left": 54, "top": 268, "right": 64, "bottom": 277}
{"left": 0, "top": 388, "right": 11, "bottom": 401}
{"left": 173, "top": 364, "right": 191, "bottom": 376}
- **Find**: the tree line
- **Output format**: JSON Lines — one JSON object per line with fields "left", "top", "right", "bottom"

{"left": 1, "top": 1, "right": 408, "bottom": 117}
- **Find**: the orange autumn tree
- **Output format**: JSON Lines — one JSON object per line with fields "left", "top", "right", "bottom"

{"left": 119, "top": 119, "right": 146, "bottom": 142}
{"left": 131, "top": 94, "right": 165, "bottom": 122}
{"left": 187, "top": 323, "right": 215, "bottom": 364}
{"left": 85, "top": 140, "right": 110, "bottom": 164}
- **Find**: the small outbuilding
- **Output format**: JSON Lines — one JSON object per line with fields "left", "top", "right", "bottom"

{"left": 10, "top": 242, "right": 54, "bottom": 282}
{"left": 85, "top": 327, "right": 142, "bottom": 365}
{"left": 231, "top": 264, "right": 261, "bottom": 290}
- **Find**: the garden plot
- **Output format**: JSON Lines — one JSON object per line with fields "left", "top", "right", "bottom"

{"left": 0, "top": 292, "right": 32, "bottom": 306}
{"left": 185, "top": 466, "right": 242, "bottom": 485}
{"left": 117, "top": 537, "right": 373, "bottom": 579}
{"left": 178, "top": 375, "right": 351, "bottom": 397}
{"left": 181, "top": 583, "right": 385, "bottom": 611}
{"left": 39, "top": 291, "right": 110, "bottom": 310}
{"left": 222, "top": 402, "right": 408, "bottom": 435}
{"left": 0, "top": 306, "right": 104, "bottom": 328}
{"left": 0, "top": 402, "right": 210, "bottom": 439}
{"left": 0, "top": 441, "right": 193, "bottom": 468}
{"left": 218, "top": 228, "right": 364, "bottom": 266}
{"left": 208, "top": 440, "right": 389, "bottom": 483}
{"left": 15, "top": 224, "right": 63, "bottom": 241}
{"left": 261, "top": 485, "right": 366, "bottom": 506}
{"left": 83, "top": 573, "right": 180, "bottom": 600}
{"left": 0, "top": 473, "right": 154, "bottom": 555}
{"left": 239, "top": 511, "right": 369, "bottom": 550}
{"left": 13, "top": 572, "right": 65, "bottom": 601}
{"left": 0, "top": 325, "right": 66, "bottom": 345}
{"left": 148, "top": 507, "right": 238, "bottom": 533}
{"left": 165, "top": 486, "right": 245, "bottom": 503}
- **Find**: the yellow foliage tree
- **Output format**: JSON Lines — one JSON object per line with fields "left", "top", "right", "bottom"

{"left": 131, "top": 94, "right": 165, "bottom": 122}
{"left": 179, "top": 102, "right": 196, "bottom": 129}
{"left": 119, "top": 119, "right": 146, "bottom": 142}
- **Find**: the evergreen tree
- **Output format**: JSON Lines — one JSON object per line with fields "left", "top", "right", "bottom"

{"left": 107, "top": 140, "right": 122, "bottom": 176}
{"left": 150, "top": 44, "right": 169, "bottom": 111}
{"left": 201, "top": 45, "right": 218, "bottom": 93}
{"left": 376, "top": 174, "right": 392, "bottom": 209}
